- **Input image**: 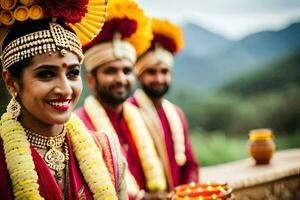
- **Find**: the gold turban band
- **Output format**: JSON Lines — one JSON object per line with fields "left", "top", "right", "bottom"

{"left": 84, "top": 36, "right": 137, "bottom": 72}
{"left": 0, "top": 22, "right": 83, "bottom": 70}
{"left": 135, "top": 46, "right": 173, "bottom": 77}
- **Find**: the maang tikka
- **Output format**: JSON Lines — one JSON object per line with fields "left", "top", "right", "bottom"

{"left": 7, "top": 92, "right": 21, "bottom": 119}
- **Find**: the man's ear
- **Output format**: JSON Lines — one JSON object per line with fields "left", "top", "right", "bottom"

{"left": 2, "top": 70, "right": 20, "bottom": 94}
{"left": 86, "top": 73, "right": 97, "bottom": 92}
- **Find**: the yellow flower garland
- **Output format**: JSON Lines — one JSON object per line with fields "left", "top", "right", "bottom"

{"left": 134, "top": 89, "right": 186, "bottom": 166}
{"left": 0, "top": 112, "right": 42, "bottom": 200}
{"left": 0, "top": 112, "right": 117, "bottom": 200}
{"left": 84, "top": 95, "right": 167, "bottom": 191}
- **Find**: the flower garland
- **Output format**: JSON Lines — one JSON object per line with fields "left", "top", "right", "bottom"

{"left": 84, "top": 95, "right": 167, "bottom": 191}
{"left": 134, "top": 89, "right": 186, "bottom": 166}
{"left": 0, "top": 112, "right": 117, "bottom": 200}
{"left": 66, "top": 114, "right": 117, "bottom": 200}
{"left": 151, "top": 18, "right": 184, "bottom": 54}
{"left": 0, "top": 112, "right": 42, "bottom": 200}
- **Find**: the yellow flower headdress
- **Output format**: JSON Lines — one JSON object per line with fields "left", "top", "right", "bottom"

{"left": 135, "top": 18, "right": 184, "bottom": 76}
{"left": 151, "top": 18, "right": 184, "bottom": 54}
{"left": 83, "top": 0, "right": 153, "bottom": 72}
{"left": 0, "top": 0, "right": 108, "bottom": 69}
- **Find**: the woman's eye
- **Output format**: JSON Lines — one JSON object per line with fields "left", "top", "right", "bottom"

{"left": 37, "top": 70, "right": 55, "bottom": 79}
{"left": 68, "top": 69, "right": 80, "bottom": 78}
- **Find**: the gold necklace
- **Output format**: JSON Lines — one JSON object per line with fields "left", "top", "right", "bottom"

{"left": 25, "top": 127, "right": 67, "bottom": 180}
{"left": 1, "top": 113, "right": 118, "bottom": 199}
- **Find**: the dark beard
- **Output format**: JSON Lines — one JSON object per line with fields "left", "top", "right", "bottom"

{"left": 96, "top": 83, "right": 130, "bottom": 106}
{"left": 141, "top": 84, "right": 169, "bottom": 98}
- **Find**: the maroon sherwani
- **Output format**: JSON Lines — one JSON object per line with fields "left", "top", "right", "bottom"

{"left": 0, "top": 132, "right": 119, "bottom": 200}
{"left": 129, "top": 97, "right": 199, "bottom": 188}
{"left": 75, "top": 106, "right": 147, "bottom": 190}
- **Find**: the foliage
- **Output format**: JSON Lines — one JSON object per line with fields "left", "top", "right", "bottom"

{"left": 190, "top": 130, "right": 247, "bottom": 166}
{"left": 168, "top": 49, "right": 300, "bottom": 135}
{"left": 191, "top": 131, "right": 300, "bottom": 166}
{"left": 168, "top": 84, "right": 300, "bottom": 135}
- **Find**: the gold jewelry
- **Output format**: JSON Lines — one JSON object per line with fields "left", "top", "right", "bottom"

{"left": 1, "top": 22, "right": 84, "bottom": 70}
{"left": 0, "top": 113, "right": 118, "bottom": 199}
{"left": 25, "top": 127, "right": 67, "bottom": 180}
{"left": 6, "top": 92, "right": 21, "bottom": 120}
{"left": 25, "top": 128, "right": 66, "bottom": 149}
{"left": 55, "top": 141, "right": 69, "bottom": 181}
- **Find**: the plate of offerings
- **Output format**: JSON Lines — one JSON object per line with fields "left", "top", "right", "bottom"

{"left": 172, "top": 182, "right": 232, "bottom": 200}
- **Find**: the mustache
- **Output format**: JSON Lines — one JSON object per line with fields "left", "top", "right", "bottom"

{"left": 109, "top": 83, "right": 129, "bottom": 90}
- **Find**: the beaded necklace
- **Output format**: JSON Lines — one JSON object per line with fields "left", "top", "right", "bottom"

{"left": 25, "top": 127, "right": 67, "bottom": 180}
{"left": 0, "top": 113, "right": 118, "bottom": 199}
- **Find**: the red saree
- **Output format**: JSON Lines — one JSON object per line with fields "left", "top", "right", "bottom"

{"left": 0, "top": 132, "right": 120, "bottom": 199}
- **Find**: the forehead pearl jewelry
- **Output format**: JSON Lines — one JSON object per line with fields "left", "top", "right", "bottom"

{"left": 1, "top": 22, "right": 83, "bottom": 70}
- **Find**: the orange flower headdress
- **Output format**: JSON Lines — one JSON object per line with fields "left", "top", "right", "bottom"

{"left": 0, "top": 0, "right": 108, "bottom": 69}
{"left": 135, "top": 18, "right": 184, "bottom": 76}
{"left": 83, "top": 0, "right": 152, "bottom": 72}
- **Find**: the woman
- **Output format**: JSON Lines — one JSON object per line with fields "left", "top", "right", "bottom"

{"left": 0, "top": 1, "right": 127, "bottom": 200}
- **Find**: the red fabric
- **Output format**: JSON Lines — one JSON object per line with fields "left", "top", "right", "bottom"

{"left": 75, "top": 107, "right": 96, "bottom": 131}
{"left": 0, "top": 137, "right": 94, "bottom": 199}
{"left": 75, "top": 108, "right": 122, "bottom": 191}
{"left": 83, "top": 18, "right": 137, "bottom": 51}
{"left": 0, "top": 140, "right": 14, "bottom": 200}
{"left": 32, "top": 146, "right": 63, "bottom": 199}
{"left": 91, "top": 130, "right": 117, "bottom": 190}
{"left": 66, "top": 135, "right": 94, "bottom": 200}
{"left": 75, "top": 105, "right": 147, "bottom": 190}
{"left": 104, "top": 106, "right": 147, "bottom": 190}
{"left": 37, "top": 0, "right": 89, "bottom": 23}
{"left": 129, "top": 97, "right": 199, "bottom": 188}
{"left": 151, "top": 33, "right": 177, "bottom": 54}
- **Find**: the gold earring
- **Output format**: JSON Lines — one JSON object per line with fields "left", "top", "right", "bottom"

{"left": 7, "top": 92, "right": 21, "bottom": 120}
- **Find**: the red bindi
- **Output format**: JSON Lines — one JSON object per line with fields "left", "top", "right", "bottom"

{"left": 62, "top": 63, "right": 68, "bottom": 68}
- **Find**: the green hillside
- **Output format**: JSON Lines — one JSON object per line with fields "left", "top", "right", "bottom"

{"left": 221, "top": 51, "right": 300, "bottom": 95}
{"left": 168, "top": 50, "right": 300, "bottom": 135}
{"left": 173, "top": 22, "right": 300, "bottom": 90}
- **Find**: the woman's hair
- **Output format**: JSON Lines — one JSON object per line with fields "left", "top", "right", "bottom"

{"left": 6, "top": 59, "right": 32, "bottom": 81}
{"left": 2, "top": 18, "right": 75, "bottom": 81}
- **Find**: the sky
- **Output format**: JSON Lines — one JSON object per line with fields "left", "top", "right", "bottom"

{"left": 137, "top": 0, "right": 300, "bottom": 39}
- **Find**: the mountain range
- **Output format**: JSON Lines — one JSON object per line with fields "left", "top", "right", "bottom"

{"left": 172, "top": 22, "right": 300, "bottom": 91}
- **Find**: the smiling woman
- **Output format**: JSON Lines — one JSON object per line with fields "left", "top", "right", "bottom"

{"left": 11, "top": 51, "right": 82, "bottom": 127}
{"left": 0, "top": 1, "right": 128, "bottom": 200}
